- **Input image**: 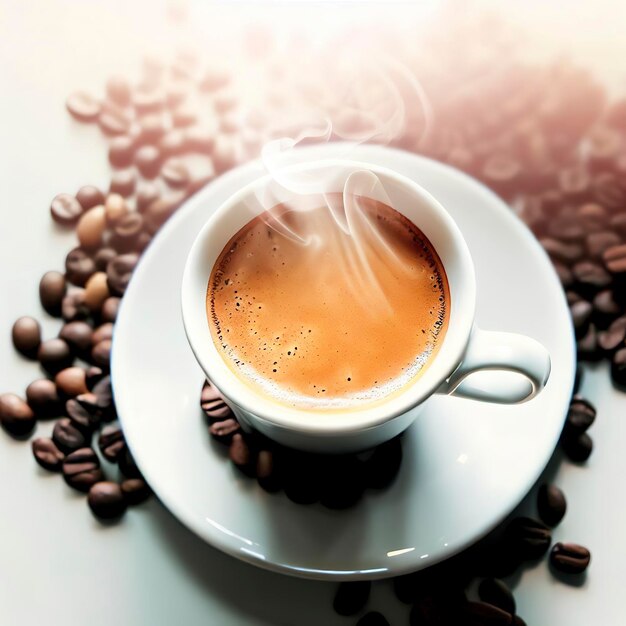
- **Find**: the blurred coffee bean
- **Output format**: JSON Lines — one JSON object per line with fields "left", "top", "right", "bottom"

{"left": 66, "top": 92, "right": 101, "bottom": 122}
{"left": 88, "top": 481, "right": 127, "bottom": 519}
{"left": 135, "top": 145, "right": 162, "bottom": 179}
{"left": 570, "top": 300, "right": 592, "bottom": 338}
{"left": 0, "top": 393, "right": 36, "bottom": 437}
{"left": 76, "top": 186, "right": 105, "bottom": 211}
{"left": 12, "top": 316, "right": 41, "bottom": 358}
{"left": 101, "top": 297, "right": 121, "bottom": 323}
{"left": 107, "top": 253, "right": 139, "bottom": 296}
{"left": 356, "top": 612, "right": 389, "bottom": 626}
{"left": 159, "top": 129, "right": 187, "bottom": 157}
{"left": 577, "top": 323, "right": 601, "bottom": 361}
{"left": 256, "top": 450, "right": 281, "bottom": 493}
{"left": 106, "top": 76, "right": 131, "bottom": 107}
{"left": 565, "top": 396, "right": 596, "bottom": 434}
{"left": 94, "top": 247, "right": 117, "bottom": 272}
{"left": 53, "top": 417, "right": 88, "bottom": 454}
{"left": 133, "top": 89, "right": 164, "bottom": 115}
{"left": 91, "top": 339, "right": 112, "bottom": 369}
{"left": 573, "top": 364, "right": 583, "bottom": 394}
{"left": 183, "top": 126, "right": 215, "bottom": 153}
{"left": 26, "top": 379, "right": 63, "bottom": 417}
{"left": 610, "top": 213, "right": 626, "bottom": 236}
{"left": 200, "top": 380, "right": 232, "bottom": 421}
{"left": 32, "top": 437, "right": 65, "bottom": 471}
{"left": 92, "top": 375, "right": 113, "bottom": 409}
{"left": 572, "top": 261, "right": 612, "bottom": 294}
{"left": 364, "top": 436, "right": 402, "bottom": 489}
{"left": 161, "top": 158, "right": 190, "bottom": 188}
{"left": 172, "top": 104, "right": 198, "bottom": 128}
{"left": 588, "top": 127, "right": 621, "bottom": 173}
{"left": 550, "top": 542, "right": 591, "bottom": 575}
{"left": 137, "top": 114, "right": 167, "bottom": 144}
{"left": 104, "top": 193, "right": 129, "bottom": 225}
{"left": 118, "top": 447, "right": 141, "bottom": 478}
{"left": 38, "top": 338, "right": 73, "bottom": 374}
{"left": 212, "top": 134, "right": 238, "bottom": 173}
{"left": 229, "top": 433, "right": 254, "bottom": 473}
{"left": 559, "top": 165, "right": 590, "bottom": 201}
{"left": 144, "top": 192, "right": 185, "bottom": 234}
{"left": 576, "top": 202, "right": 608, "bottom": 232}
{"left": 85, "top": 367, "right": 105, "bottom": 391}
{"left": 554, "top": 262, "right": 573, "bottom": 288}
{"left": 592, "top": 289, "right": 620, "bottom": 327}
{"left": 59, "top": 321, "right": 93, "bottom": 356}
{"left": 593, "top": 172, "right": 625, "bottom": 211}
{"left": 461, "top": 601, "right": 516, "bottom": 626}
{"left": 55, "top": 367, "right": 88, "bottom": 398}
{"left": 84, "top": 272, "right": 110, "bottom": 312}
{"left": 214, "top": 91, "right": 237, "bottom": 114}
{"left": 112, "top": 213, "right": 144, "bottom": 246}
{"left": 561, "top": 431, "right": 593, "bottom": 462}
{"left": 540, "top": 238, "right": 584, "bottom": 264}
{"left": 611, "top": 347, "right": 626, "bottom": 389}
{"left": 65, "top": 248, "right": 96, "bottom": 287}
{"left": 199, "top": 69, "right": 229, "bottom": 92}
{"left": 603, "top": 244, "right": 626, "bottom": 275}
{"left": 98, "top": 426, "right": 125, "bottom": 462}
{"left": 332, "top": 581, "right": 371, "bottom": 616}
{"left": 98, "top": 107, "right": 131, "bottom": 136}
{"left": 108, "top": 135, "right": 136, "bottom": 168}
{"left": 585, "top": 231, "right": 621, "bottom": 259}
{"left": 121, "top": 478, "right": 151, "bottom": 505}
{"left": 209, "top": 418, "right": 240, "bottom": 443}
{"left": 136, "top": 181, "right": 161, "bottom": 213}
{"left": 63, "top": 448, "right": 103, "bottom": 492}
{"left": 597, "top": 324, "right": 626, "bottom": 354}
{"left": 39, "top": 271, "right": 67, "bottom": 316}
{"left": 537, "top": 484, "right": 567, "bottom": 527}
{"left": 478, "top": 578, "right": 516, "bottom": 614}
{"left": 546, "top": 212, "right": 584, "bottom": 241}
{"left": 50, "top": 193, "right": 84, "bottom": 226}
{"left": 504, "top": 517, "right": 551, "bottom": 560}
{"left": 109, "top": 169, "right": 137, "bottom": 197}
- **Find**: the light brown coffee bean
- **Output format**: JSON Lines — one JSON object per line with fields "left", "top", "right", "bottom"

{"left": 161, "top": 158, "right": 190, "bottom": 188}
{"left": 55, "top": 367, "right": 88, "bottom": 398}
{"left": 106, "top": 76, "right": 131, "bottom": 107}
{"left": 109, "top": 169, "right": 137, "bottom": 197}
{"left": 108, "top": 135, "right": 136, "bottom": 169}
{"left": 136, "top": 181, "right": 161, "bottom": 213}
{"left": 84, "top": 272, "right": 110, "bottom": 312}
{"left": 76, "top": 206, "right": 107, "bottom": 250}
{"left": 92, "top": 323, "right": 113, "bottom": 346}
{"left": 66, "top": 92, "right": 101, "bottom": 122}
{"left": 98, "top": 107, "right": 131, "bottom": 136}
{"left": 603, "top": 244, "right": 626, "bottom": 274}
{"left": 135, "top": 145, "right": 162, "bottom": 178}
{"left": 104, "top": 193, "right": 129, "bottom": 225}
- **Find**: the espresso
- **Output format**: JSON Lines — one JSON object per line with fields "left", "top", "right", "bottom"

{"left": 207, "top": 196, "right": 449, "bottom": 409}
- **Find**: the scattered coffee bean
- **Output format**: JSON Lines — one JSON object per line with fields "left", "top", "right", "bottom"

{"left": 106, "top": 76, "right": 131, "bottom": 106}
{"left": 561, "top": 431, "right": 593, "bottom": 462}
{"left": 11, "top": 316, "right": 41, "bottom": 358}
{"left": 37, "top": 338, "right": 73, "bottom": 374}
{"left": 603, "top": 244, "right": 626, "bottom": 275}
{"left": 593, "top": 289, "right": 620, "bottom": 327}
{"left": 109, "top": 169, "right": 137, "bottom": 197}
{"left": 26, "top": 379, "right": 63, "bottom": 417}
{"left": 112, "top": 212, "right": 144, "bottom": 246}
{"left": 118, "top": 447, "right": 141, "bottom": 478}
{"left": 135, "top": 145, "right": 162, "bottom": 179}
{"left": 229, "top": 433, "right": 253, "bottom": 473}
{"left": 59, "top": 321, "right": 93, "bottom": 356}
{"left": 0, "top": 393, "right": 36, "bottom": 437}
{"left": 55, "top": 367, "right": 88, "bottom": 398}
{"left": 133, "top": 90, "right": 164, "bottom": 115}
{"left": 94, "top": 247, "right": 117, "bottom": 272}
{"left": 108, "top": 135, "right": 136, "bottom": 168}
{"left": 136, "top": 181, "right": 161, "bottom": 213}
{"left": 39, "top": 271, "right": 67, "bottom": 316}
{"left": 572, "top": 260, "right": 612, "bottom": 294}
{"left": 53, "top": 417, "right": 88, "bottom": 454}
{"left": 570, "top": 300, "right": 592, "bottom": 337}
{"left": 144, "top": 192, "right": 185, "bottom": 233}
{"left": 550, "top": 542, "right": 591, "bottom": 575}
{"left": 98, "top": 426, "right": 125, "bottom": 462}
{"left": 161, "top": 158, "right": 190, "bottom": 188}
{"left": 106, "top": 253, "right": 139, "bottom": 296}
{"left": 120, "top": 478, "right": 151, "bottom": 505}
{"left": 32, "top": 437, "right": 65, "bottom": 471}
{"left": 540, "top": 238, "right": 584, "bottom": 264}
{"left": 76, "top": 185, "right": 105, "bottom": 211}
{"left": 586, "top": 231, "right": 621, "bottom": 259}
{"left": 62, "top": 448, "right": 103, "bottom": 492}
{"left": 137, "top": 114, "right": 167, "bottom": 144}
{"left": 99, "top": 297, "right": 119, "bottom": 324}
{"left": 65, "top": 248, "right": 97, "bottom": 287}
{"left": 104, "top": 193, "right": 129, "bottom": 225}
{"left": 98, "top": 107, "right": 131, "bottom": 136}
{"left": 577, "top": 323, "right": 601, "bottom": 361}
{"left": 66, "top": 395, "right": 101, "bottom": 432}
{"left": 332, "top": 581, "right": 371, "bottom": 616}
{"left": 611, "top": 346, "right": 626, "bottom": 388}
{"left": 200, "top": 380, "right": 232, "bottom": 421}
{"left": 88, "top": 481, "right": 127, "bottom": 519}
{"left": 504, "top": 517, "right": 551, "bottom": 560}
{"left": 84, "top": 271, "right": 110, "bottom": 312}
{"left": 209, "top": 418, "right": 241, "bottom": 444}
{"left": 92, "top": 323, "right": 113, "bottom": 346}
{"left": 565, "top": 396, "right": 596, "bottom": 434}
{"left": 91, "top": 339, "right": 112, "bottom": 369}
{"left": 85, "top": 367, "right": 105, "bottom": 391}
{"left": 356, "top": 612, "right": 389, "bottom": 626}
{"left": 50, "top": 193, "right": 84, "bottom": 226}
{"left": 66, "top": 92, "right": 101, "bottom": 122}
{"left": 478, "top": 578, "right": 516, "bottom": 614}
{"left": 597, "top": 324, "right": 626, "bottom": 354}
{"left": 537, "top": 484, "right": 567, "bottom": 527}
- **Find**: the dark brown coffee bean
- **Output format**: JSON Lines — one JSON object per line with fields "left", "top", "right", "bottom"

{"left": 611, "top": 346, "right": 626, "bottom": 389}
{"left": 603, "top": 243, "right": 626, "bottom": 274}
{"left": 88, "top": 481, "right": 127, "bottom": 519}
{"left": 593, "top": 289, "right": 620, "bottom": 327}
{"left": 577, "top": 323, "right": 601, "bottom": 361}
{"left": 504, "top": 517, "right": 551, "bottom": 560}
{"left": 461, "top": 601, "right": 514, "bottom": 626}
{"left": 229, "top": 433, "right": 253, "bottom": 470}
{"left": 550, "top": 542, "right": 591, "bottom": 574}
{"left": 93, "top": 248, "right": 117, "bottom": 272}
{"left": 597, "top": 325, "right": 626, "bottom": 354}
{"left": 365, "top": 436, "right": 402, "bottom": 489}
{"left": 113, "top": 213, "right": 144, "bottom": 243}
{"left": 85, "top": 367, "right": 105, "bottom": 391}
{"left": 98, "top": 107, "right": 131, "bottom": 136}
{"left": 333, "top": 581, "right": 371, "bottom": 616}
{"left": 572, "top": 261, "right": 612, "bottom": 293}
{"left": 540, "top": 238, "right": 584, "bottom": 264}
{"left": 118, "top": 447, "right": 141, "bottom": 478}
{"left": 32, "top": 437, "right": 65, "bottom": 471}
{"left": 98, "top": 426, "right": 125, "bottom": 462}
{"left": 109, "top": 169, "right": 137, "bottom": 197}
{"left": 210, "top": 418, "right": 240, "bottom": 444}
{"left": 26, "top": 379, "right": 63, "bottom": 417}
{"left": 66, "top": 92, "right": 101, "bottom": 122}
{"left": 107, "top": 253, "right": 139, "bottom": 296}
{"left": 161, "top": 158, "right": 190, "bottom": 188}
{"left": 92, "top": 375, "right": 113, "bottom": 408}
{"left": 576, "top": 202, "right": 608, "bottom": 232}
{"left": 108, "top": 135, "right": 136, "bottom": 168}
{"left": 566, "top": 396, "right": 596, "bottom": 434}
{"left": 256, "top": 450, "right": 281, "bottom": 492}
{"left": 356, "top": 612, "right": 389, "bottom": 626}
{"left": 586, "top": 231, "right": 621, "bottom": 259}
{"left": 610, "top": 213, "right": 626, "bottom": 236}
{"left": 144, "top": 192, "right": 185, "bottom": 233}
{"left": 135, "top": 145, "right": 162, "bottom": 179}
{"left": 559, "top": 165, "right": 590, "bottom": 201}
{"left": 593, "top": 172, "right": 626, "bottom": 210}
{"left": 478, "top": 578, "right": 515, "bottom": 614}
{"left": 50, "top": 193, "right": 84, "bottom": 226}
{"left": 38, "top": 338, "right": 73, "bottom": 375}
{"left": 0, "top": 393, "right": 36, "bottom": 437}
{"left": 12, "top": 316, "right": 41, "bottom": 358}
{"left": 63, "top": 448, "right": 103, "bottom": 492}
{"left": 39, "top": 271, "right": 67, "bottom": 316}
{"left": 554, "top": 262, "right": 573, "bottom": 288}
{"left": 65, "top": 248, "right": 96, "bottom": 287}
{"left": 570, "top": 300, "right": 592, "bottom": 338}
{"left": 76, "top": 185, "right": 105, "bottom": 211}
{"left": 136, "top": 181, "right": 161, "bottom": 213}
{"left": 106, "top": 76, "right": 131, "bottom": 106}
{"left": 55, "top": 367, "right": 88, "bottom": 398}
{"left": 101, "top": 297, "right": 121, "bottom": 323}
{"left": 59, "top": 320, "right": 93, "bottom": 356}
{"left": 121, "top": 478, "right": 151, "bottom": 505}
{"left": 561, "top": 431, "right": 593, "bottom": 462}
{"left": 66, "top": 395, "right": 101, "bottom": 432}
{"left": 91, "top": 339, "right": 112, "bottom": 369}
{"left": 53, "top": 417, "right": 88, "bottom": 454}
{"left": 200, "top": 380, "right": 232, "bottom": 422}
{"left": 537, "top": 483, "right": 567, "bottom": 527}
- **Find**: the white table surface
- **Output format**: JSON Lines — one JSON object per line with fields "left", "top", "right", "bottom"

{"left": 1, "top": 2, "right": 624, "bottom": 624}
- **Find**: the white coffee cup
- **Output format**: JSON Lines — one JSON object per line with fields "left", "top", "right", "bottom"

{"left": 182, "top": 160, "right": 551, "bottom": 453}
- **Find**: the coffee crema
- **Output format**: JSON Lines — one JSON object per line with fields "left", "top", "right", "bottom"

{"left": 207, "top": 196, "right": 449, "bottom": 409}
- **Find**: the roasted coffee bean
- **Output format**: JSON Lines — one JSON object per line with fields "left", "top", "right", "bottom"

{"left": 537, "top": 484, "right": 567, "bottom": 527}
{"left": 107, "top": 253, "right": 139, "bottom": 296}
{"left": 0, "top": 393, "right": 36, "bottom": 437}
{"left": 66, "top": 92, "right": 101, "bottom": 122}
{"left": 12, "top": 316, "right": 41, "bottom": 358}
{"left": 461, "top": 601, "right": 516, "bottom": 626}
{"left": 88, "top": 481, "right": 127, "bottom": 519}
{"left": 597, "top": 324, "right": 626, "bottom": 354}
{"left": 39, "top": 271, "right": 67, "bottom": 316}
{"left": 586, "top": 231, "right": 621, "bottom": 259}
{"left": 356, "top": 612, "right": 389, "bottom": 626}
{"left": 76, "top": 185, "right": 105, "bottom": 211}
{"left": 214, "top": 91, "right": 237, "bottom": 114}
{"left": 104, "top": 193, "right": 129, "bottom": 225}
{"left": 332, "top": 581, "right": 371, "bottom": 616}
{"left": 364, "top": 436, "right": 402, "bottom": 489}
{"left": 112, "top": 213, "right": 144, "bottom": 244}
{"left": 209, "top": 418, "right": 241, "bottom": 443}
{"left": 593, "top": 172, "right": 626, "bottom": 210}
{"left": 566, "top": 396, "right": 596, "bottom": 434}
{"left": 55, "top": 367, "right": 88, "bottom": 398}
{"left": 200, "top": 380, "right": 232, "bottom": 422}
{"left": 183, "top": 126, "right": 216, "bottom": 153}
{"left": 106, "top": 76, "right": 131, "bottom": 106}
{"left": 53, "top": 417, "right": 88, "bottom": 454}
{"left": 572, "top": 261, "right": 612, "bottom": 293}
{"left": 588, "top": 127, "right": 621, "bottom": 172}
{"left": 504, "top": 517, "right": 551, "bottom": 560}
{"left": 108, "top": 135, "right": 136, "bottom": 169}
{"left": 610, "top": 213, "right": 626, "bottom": 236}
{"left": 101, "top": 297, "right": 121, "bottom": 323}
{"left": 478, "top": 578, "right": 516, "bottom": 614}
{"left": 133, "top": 90, "right": 164, "bottom": 115}
{"left": 570, "top": 300, "right": 592, "bottom": 337}
{"left": 38, "top": 338, "right": 73, "bottom": 374}
{"left": 109, "top": 169, "right": 137, "bottom": 197}
{"left": 63, "top": 448, "right": 102, "bottom": 492}
{"left": 121, "top": 478, "right": 151, "bottom": 505}
{"left": 85, "top": 367, "right": 105, "bottom": 391}
{"left": 561, "top": 431, "right": 593, "bottom": 462}
{"left": 540, "top": 238, "right": 584, "bottom": 264}
{"left": 603, "top": 244, "right": 626, "bottom": 275}
{"left": 256, "top": 450, "right": 281, "bottom": 492}
{"left": 92, "top": 375, "right": 113, "bottom": 409}
{"left": 593, "top": 289, "right": 620, "bottom": 327}
{"left": 611, "top": 347, "right": 626, "bottom": 388}
{"left": 84, "top": 272, "right": 110, "bottom": 312}
{"left": 92, "top": 324, "right": 113, "bottom": 346}
{"left": 98, "top": 426, "right": 125, "bottom": 462}
{"left": 554, "top": 262, "right": 573, "bottom": 287}
{"left": 161, "top": 158, "right": 190, "bottom": 188}
{"left": 576, "top": 202, "right": 608, "bottom": 232}
{"left": 66, "top": 395, "right": 101, "bottom": 432}
{"left": 118, "top": 447, "right": 141, "bottom": 478}
{"left": 159, "top": 129, "right": 187, "bottom": 157}
{"left": 228, "top": 433, "right": 254, "bottom": 473}
{"left": 136, "top": 181, "right": 161, "bottom": 213}
{"left": 577, "top": 323, "right": 601, "bottom": 361}
{"left": 93, "top": 247, "right": 117, "bottom": 272}
{"left": 559, "top": 165, "right": 590, "bottom": 201}
{"left": 32, "top": 437, "right": 65, "bottom": 471}
{"left": 91, "top": 339, "right": 112, "bottom": 369}
{"left": 546, "top": 212, "right": 585, "bottom": 241}
{"left": 98, "top": 107, "right": 131, "bottom": 136}
{"left": 137, "top": 114, "right": 167, "bottom": 144}
{"left": 212, "top": 134, "right": 238, "bottom": 173}
{"left": 172, "top": 105, "right": 197, "bottom": 128}
{"left": 550, "top": 542, "right": 591, "bottom": 574}
{"left": 135, "top": 145, "right": 162, "bottom": 179}
{"left": 50, "top": 193, "right": 84, "bottom": 226}
{"left": 26, "top": 379, "right": 63, "bottom": 417}
{"left": 319, "top": 455, "right": 365, "bottom": 510}
{"left": 59, "top": 321, "right": 93, "bottom": 356}
{"left": 65, "top": 248, "right": 96, "bottom": 287}
{"left": 144, "top": 192, "right": 185, "bottom": 233}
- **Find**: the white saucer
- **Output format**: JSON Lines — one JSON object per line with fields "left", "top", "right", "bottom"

{"left": 112, "top": 144, "right": 575, "bottom": 581}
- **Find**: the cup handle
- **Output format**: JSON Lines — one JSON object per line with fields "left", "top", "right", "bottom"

{"left": 437, "top": 327, "right": 551, "bottom": 403}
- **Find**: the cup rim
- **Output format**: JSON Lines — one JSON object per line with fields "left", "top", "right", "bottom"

{"left": 181, "top": 159, "right": 476, "bottom": 435}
